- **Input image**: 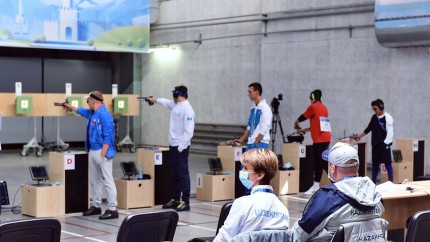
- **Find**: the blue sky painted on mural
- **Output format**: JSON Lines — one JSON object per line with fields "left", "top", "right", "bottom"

{"left": 0, "top": 0, "right": 149, "bottom": 40}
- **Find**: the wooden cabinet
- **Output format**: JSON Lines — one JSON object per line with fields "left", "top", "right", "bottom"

{"left": 196, "top": 174, "right": 234, "bottom": 201}
{"left": 137, "top": 147, "right": 170, "bottom": 206}
{"left": 48, "top": 151, "right": 89, "bottom": 213}
{"left": 281, "top": 144, "right": 303, "bottom": 169}
{"left": 396, "top": 139, "right": 425, "bottom": 181}
{"left": 282, "top": 143, "right": 308, "bottom": 192}
{"left": 21, "top": 184, "right": 65, "bottom": 217}
{"left": 271, "top": 170, "right": 299, "bottom": 195}
{"left": 381, "top": 162, "right": 413, "bottom": 183}
{"left": 217, "top": 146, "right": 243, "bottom": 172}
{"left": 115, "top": 179, "right": 152, "bottom": 209}
{"left": 217, "top": 145, "right": 245, "bottom": 198}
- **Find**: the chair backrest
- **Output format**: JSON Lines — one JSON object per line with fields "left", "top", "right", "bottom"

{"left": 187, "top": 201, "right": 233, "bottom": 242}
{"left": 405, "top": 210, "right": 430, "bottom": 242}
{"left": 116, "top": 210, "right": 179, "bottom": 242}
{"left": 215, "top": 202, "right": 233, "bottom": 235}
{"left": 330, "top": 218, "right": 388, "bottom": 242}
{"left": 0, "top": 217, "right": 61, "bottom": 242}
{"left": 231, "top": 229, "right": 290, "bottom": 242}
{"left": 330, "top": 226, "right": 345, "bottom": 242}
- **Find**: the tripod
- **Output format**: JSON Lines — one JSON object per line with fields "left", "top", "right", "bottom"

{"left": 270, "top": 100, "right": 287, "bottom": 152}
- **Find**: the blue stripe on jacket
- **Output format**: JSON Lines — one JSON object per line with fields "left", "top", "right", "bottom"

{"left": 298, "top": 184, "right": 378, "bottom": 235}
{"left": 248, "top": 108, "right": 262, "bottom": 137}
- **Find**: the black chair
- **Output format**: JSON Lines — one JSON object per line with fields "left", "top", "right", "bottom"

{"left": 116, "top": 210, "right": 179, "bottom": 242}
{"left": 231, "top": 230, "right": 290, "bottom": 241}
{"left": 0, "top": 217, "right": 61, "bottom": 242}
{"left": 330, "top": 226, "right": 344, "bottom": 242}
{"left": 189, "top": 201, "right": 233, "bottom": 242}
{"left": 405, "top": 210, "right": 430, "bottom": 242}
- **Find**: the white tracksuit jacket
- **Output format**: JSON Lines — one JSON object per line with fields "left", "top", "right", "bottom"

{"left": 246, "top": 99, "right": 272, "bottom": 145}
{"left": 156, "top": 98, "right": 195, "bottom": 152}
{"left": 214, "top": 185, "right": 290, "bottom": 242}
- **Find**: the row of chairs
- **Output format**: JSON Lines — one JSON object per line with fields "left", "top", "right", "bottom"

{"left": 193, "top": 204, "right": 430, "bottom": 242}
{"left": 0, "top": 206, "right": 429, "bottom": 242}
{"left": 0, "top": 210, "right": 178, "bottom": 242}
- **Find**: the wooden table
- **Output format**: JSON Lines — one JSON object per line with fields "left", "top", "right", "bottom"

{"left": 382, "top": 188, "right": 430, "bottom": 230}
{"left": 405, "top": 180, "right": 430, "bottom": 187}
{"left": 381, "top": 181, "right": 430, "bottom": 241}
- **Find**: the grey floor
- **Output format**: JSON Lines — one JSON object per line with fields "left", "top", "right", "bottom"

{"left": 0, "top": 149, "right": 310, "bottom": 242}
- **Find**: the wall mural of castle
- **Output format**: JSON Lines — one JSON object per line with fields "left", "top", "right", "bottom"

{"left": 0, "top": 0, "right": 149, "bottom": 53}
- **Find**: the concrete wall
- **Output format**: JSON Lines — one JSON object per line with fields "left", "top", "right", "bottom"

{"left": 140, "top": 0, "right": 430, "bottom": 173}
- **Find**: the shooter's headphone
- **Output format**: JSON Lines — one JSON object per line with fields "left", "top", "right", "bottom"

{"left": 172, "top": 86, "right": 188, "bottom": 99}
{"left": 373, "top": 99, "right": 384, "bottom": 111}
{"left": 310, "top": 89, "right": 322, "bottom": 101}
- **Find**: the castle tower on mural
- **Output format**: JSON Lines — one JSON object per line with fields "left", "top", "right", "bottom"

{"left": 14, "top": 0, "right": 29, "bottom": 36}
{"left": 59, "top": 0, "right": 78, "bottom": 41}
{"left": 44, "top": 0, "right": 80, "bottom": 41}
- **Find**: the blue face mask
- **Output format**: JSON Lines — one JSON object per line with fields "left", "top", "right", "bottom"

{"left": 239, "top": 171, "right": 256, "bottom": 189}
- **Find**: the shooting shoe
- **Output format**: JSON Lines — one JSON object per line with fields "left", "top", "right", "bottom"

{"left": 99, "top": 209, "right": 119, "bottom": 220}
{"left": 162, "top": 199, "right": 179, "bottom": 209}
{"left": 175, "top": 201, "right": 190, "bottom": 212}
{"left": 83, "top": 206, "right": 101, "bottom": 216}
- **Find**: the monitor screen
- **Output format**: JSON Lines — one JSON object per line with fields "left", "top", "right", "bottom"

{"left": 29, "top": 166, "right": 49, "bottom": 181}
{"left": 120, "top": 162, "right": 139, "bottom": 176}
{"left": 392, "top": 150, "right": 403, "bottom": 162}
{"left": 208, "top": 158, "right": 223, "bottom": 172}
{"left": 0, "top": 181, "right": 9, "bottom": 205}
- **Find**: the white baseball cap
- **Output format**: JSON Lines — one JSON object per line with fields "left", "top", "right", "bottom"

{"left": 322, "top": 142, "right": 359, "bottom": 167}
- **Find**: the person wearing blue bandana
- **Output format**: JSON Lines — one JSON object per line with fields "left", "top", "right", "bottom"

{"left": 288, "top": 142, "right": 385, "bottom": 242}
{"left": 146, "top": 85, "right": 195, "bottom": 212}
{"left": 214, "top": 149, "right": 290, "bottom": 242}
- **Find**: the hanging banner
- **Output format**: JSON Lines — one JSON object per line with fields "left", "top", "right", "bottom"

{"left": 0, "top": 0, "right": 150, "bottom": 53}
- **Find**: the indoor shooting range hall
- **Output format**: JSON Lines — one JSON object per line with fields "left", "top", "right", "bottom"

{"left": 0, "top": 0, "right": 429, "bottom": 242}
